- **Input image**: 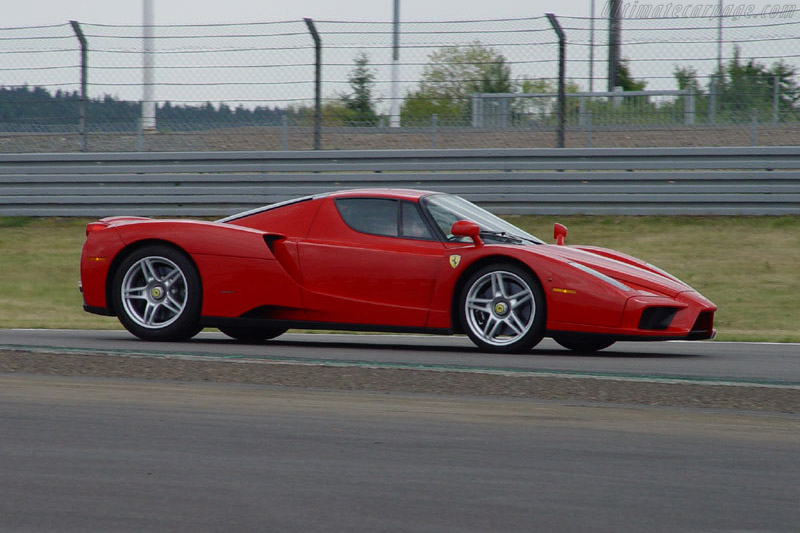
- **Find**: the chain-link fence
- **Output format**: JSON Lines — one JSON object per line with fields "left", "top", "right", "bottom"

{"left": 1, "top": 10, "right": 799, "bottom": 152}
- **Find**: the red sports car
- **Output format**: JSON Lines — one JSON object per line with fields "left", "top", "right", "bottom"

{"left": 80, "top": 189, "right": 716, "bottom": 353}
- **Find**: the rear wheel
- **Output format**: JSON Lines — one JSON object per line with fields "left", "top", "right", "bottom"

{"left": 553, "top": 335, "right": 615, "bottom": 353}
{"left": 458, "top": 263, "right": 545, "bottom": 353}
{"left": 112, "top": 245, "right": 202, "bottom": 341}
{"left": 219, "top": 325, "right": 287, "bottom": 342}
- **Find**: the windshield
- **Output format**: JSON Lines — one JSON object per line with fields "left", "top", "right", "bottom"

{"left": 422, "top": 194, "right": 543, "bottom": 245}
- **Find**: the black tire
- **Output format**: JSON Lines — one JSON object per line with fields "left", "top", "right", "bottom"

{"left": 111, "top": 244, "right": 202, "bottom": 341}
{"left": 219, "top": 325, "right": 287, "bottom": 342}
{"left": 553, "top": 335, "right": 615, "bottom": 353}
{"left": 458, "top": 263, "right": 545, "bottom": 353}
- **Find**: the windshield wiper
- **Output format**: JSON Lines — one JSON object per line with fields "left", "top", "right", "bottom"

{"left": 478, "top": 230, "right": 538, "bottom": 245}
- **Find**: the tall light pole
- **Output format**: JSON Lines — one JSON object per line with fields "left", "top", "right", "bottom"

{"left": 389, "top": 0, "right": 401, "bottom": 127}
{"left": 141, "top": 0, "right": 156, "bottom": 131}
{"left": 589, "top": 0, "right": 595, "bottom": 93}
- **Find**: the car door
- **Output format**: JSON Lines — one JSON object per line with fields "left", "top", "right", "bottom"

{"left": 297, "top": 197, "right": 445, "bottom": 327}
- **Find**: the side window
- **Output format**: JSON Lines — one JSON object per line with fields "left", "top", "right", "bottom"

{"left": 400, "top": 202, "right": 434, "bottom": 240}
{"left": 336, "top": 198, "right": 399, "bottom": 237}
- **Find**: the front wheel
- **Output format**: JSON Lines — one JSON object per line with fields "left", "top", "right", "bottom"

{"left": 111, "top": 245, "right": 202, "bottom": 341}
{"left": 458, "top": 264, "right": 545, "bottom": 353}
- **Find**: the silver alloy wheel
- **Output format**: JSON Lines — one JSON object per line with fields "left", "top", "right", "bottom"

{"left": 464, "top": 270, "right": 536, "bottom": 347}
{"left": 120, "top": 256, "right": 188, "bottom": 329}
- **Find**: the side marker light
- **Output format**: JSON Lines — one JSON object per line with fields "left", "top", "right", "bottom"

{"left": 552, "top": 288, "right": 576, "bottom": 294}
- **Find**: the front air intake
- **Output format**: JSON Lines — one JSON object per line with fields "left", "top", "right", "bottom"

{"left": 687, "top": 311, "right": 715, "bottom": 340}
{"left": 638, "top": 307, "right": 679, "bottom": 330}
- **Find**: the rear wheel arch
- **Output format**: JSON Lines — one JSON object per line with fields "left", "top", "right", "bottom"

{"left": 110, "top": 241, "right": 204, "bottom": 341}
{"left": 105, "top": 239, "right": 200, "bottom": 316}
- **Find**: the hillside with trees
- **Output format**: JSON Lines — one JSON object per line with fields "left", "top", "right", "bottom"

{"left": 0, "top": 86, "right": 287, "bottom": 131}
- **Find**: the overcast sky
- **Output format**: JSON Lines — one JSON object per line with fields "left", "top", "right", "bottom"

{"left": 4, "top": 0, "right": 590, "bottom": 26}
{"left": 4, "top": 0, "right": 797, "bottom": 109}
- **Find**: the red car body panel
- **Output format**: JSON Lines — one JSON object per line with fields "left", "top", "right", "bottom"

{"left": 81, "top": 189, "right": 716, "bottom": 342}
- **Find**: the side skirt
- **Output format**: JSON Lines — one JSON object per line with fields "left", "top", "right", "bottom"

{"left": 201, "top": 316, "right": 453, "bottom": 336}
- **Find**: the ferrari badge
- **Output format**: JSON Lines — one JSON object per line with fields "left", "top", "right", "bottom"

{"left": 449, "top": 255, "right": 461, "bottom": 269}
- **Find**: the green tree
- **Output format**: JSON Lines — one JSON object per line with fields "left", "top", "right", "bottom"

{"left": 670, "top": 52, "right": 800, "bottom": 125}
{"left": 401, "top": 42, "right": 512, "bottom": 125}
{"left": 717, "top": 48, "right": 799, "bottom": 121}
{"left": 674, "top": 66, "right": 702, "bottom": 94}
{"left": 672, "top": 66, "right": 709, "bottom": 124}
{"left": 514, "top": 78, "right": 581, "bottom": 125}
{"left": 616, "top": 60, "right": 646, "bottom": 91}
{"left": 340, "top": 52, "right": 379, "bottom": 125}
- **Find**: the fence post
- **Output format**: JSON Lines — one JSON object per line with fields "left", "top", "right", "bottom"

{"left": 546, "top": 13, "right": 566, "bottom": 149}
{"left": 708, "top": 76, "right": 717, "bottom": 125}
{"left": 472, "top": 94, "right": 482, "bottom": 128}
{"left": 773, "top": 76, "right": 780, "bottom": 124}
{"left": 281, "top": 115, "right": 289, "bottom": 150}
{"left": 69, "top": 21, "right": 88, "bottom": 152}
{"left": 585, "top": 111, "right": 592, "bottom": 148}
{"left": 608, "top": 0, "right": 621, "bottom": 91}
{"left": 750, "top": 109, "right": 758, "bottom": 146}
{"left": 304, "top": 18, "right": 322, "bottom": 150}
{"left": 137, "top": 113, "right": 144, "bottom": 151}
{"left": 684, "top": 88, "right": 695, "bottom": 125}
{"left": 431, "top": 114, "right": 438, "bottom": 149}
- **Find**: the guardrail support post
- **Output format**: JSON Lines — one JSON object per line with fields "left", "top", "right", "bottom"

{"left": 546, "top": 13, "right": 566, "bottom": 148}
{"left": 70, "top": 20, "right": 88, "bottom": 152}
{"left": 304, "top": 18, "right": 322, "bottom": 150}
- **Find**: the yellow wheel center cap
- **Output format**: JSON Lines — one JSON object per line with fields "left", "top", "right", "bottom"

{"left": 494, "top": 302, "right": 508, "bottom": 315}
{"left": 151, "top": 287, "right": 164, "bottom": 299}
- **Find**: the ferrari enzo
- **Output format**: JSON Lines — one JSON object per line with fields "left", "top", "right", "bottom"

{"left": 80, "top": 189, "right": 716, "bottom": 353}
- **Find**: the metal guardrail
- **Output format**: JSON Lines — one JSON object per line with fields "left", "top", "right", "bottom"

{"left": 1, "top": 147, "right": 799, "bottom": 216}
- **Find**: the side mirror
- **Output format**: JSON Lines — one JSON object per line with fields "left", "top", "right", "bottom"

{"left": 451, "top": 220, "right": 483, "bottom": 246}
{"left": 554, "top": 223, "right": 567, "bottom": 245}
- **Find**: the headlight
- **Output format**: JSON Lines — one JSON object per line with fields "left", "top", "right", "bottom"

{"left": 569, "top": 262, "right": 632, "bottom": 292}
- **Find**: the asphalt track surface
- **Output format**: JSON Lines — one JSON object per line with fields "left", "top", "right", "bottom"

{"left": 2, "top": 330, "right": 800, "bottom": 532}
{"left": 2, "top": 374, "right": 800, "bottom": 532}
{"left": 2, "top": 328, "right": 800, "bottom": 386}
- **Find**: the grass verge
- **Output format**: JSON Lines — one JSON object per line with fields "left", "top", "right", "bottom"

{"left": 1, "top": 216, "right": 798, "bottom": 342}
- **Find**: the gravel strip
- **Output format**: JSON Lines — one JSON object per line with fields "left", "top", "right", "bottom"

{"left": 4, "top": 124, "right": 800, "bottom": 152}
{"left": 2, "top": 349, "right": 798, "bottom": 413}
